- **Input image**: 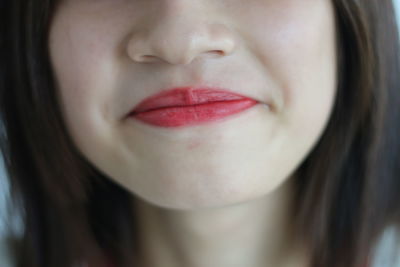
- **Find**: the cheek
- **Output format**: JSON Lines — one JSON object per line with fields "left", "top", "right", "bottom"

{"left": 233, "top": 1, "right": 337, "bottom": 167}
{"left": 241, "top": 0, "right": 337, "bottom": 129}
{"left": 48, "top": 9, "right": 122, "bottom": 149}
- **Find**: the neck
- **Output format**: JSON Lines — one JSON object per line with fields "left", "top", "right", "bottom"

{"left": 133, "top": 178, "right": 310, "bottom": 267}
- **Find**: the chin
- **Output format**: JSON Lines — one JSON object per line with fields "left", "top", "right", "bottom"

{"left": 130, "top": 174, "right": 283, "bottom": 211}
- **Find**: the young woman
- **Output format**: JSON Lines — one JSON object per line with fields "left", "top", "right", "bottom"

{"left": 1, "top": 0, "right": 399, "bottom": 267}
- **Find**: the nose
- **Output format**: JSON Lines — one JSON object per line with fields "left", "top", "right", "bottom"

{"left": 126, "top": 2, "right": 237, "bottom": 65}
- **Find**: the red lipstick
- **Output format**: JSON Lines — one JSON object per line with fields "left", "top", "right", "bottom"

{"left": 128, "top": 87, "right": 259, "bottom": 127}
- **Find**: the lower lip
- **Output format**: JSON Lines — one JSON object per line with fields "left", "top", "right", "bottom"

{"left": 130, "top": 99, "right": 258, "bottom": 127}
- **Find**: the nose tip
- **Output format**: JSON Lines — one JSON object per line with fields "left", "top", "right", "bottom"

{"left": 126, "top": 23, "right": 237, "bottom": 65}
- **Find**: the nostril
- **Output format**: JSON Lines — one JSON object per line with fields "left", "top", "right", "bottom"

{"left": 136, "top": 55, "right": 159, "bottom": 63}
{"left": 142, "top": 55, "right": 155, "bottom": 60}
{"left": 210, "top": 50, "right": 225, "bottom": 57}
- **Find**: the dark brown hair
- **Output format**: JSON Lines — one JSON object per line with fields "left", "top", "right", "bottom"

{"left": 1, "top": 0, "right": 399, "bottom": 267}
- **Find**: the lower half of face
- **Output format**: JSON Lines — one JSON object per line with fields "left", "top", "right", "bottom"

{"left": 50, "top": 0, "right": 337, "bottom": 210}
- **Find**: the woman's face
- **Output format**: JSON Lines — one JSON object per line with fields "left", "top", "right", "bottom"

{"left": 49, "top": 0, "right": 337, "bottom": 210}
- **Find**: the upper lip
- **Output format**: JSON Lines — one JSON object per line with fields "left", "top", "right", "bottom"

{"left": 128, "top": 87, "right": 260, "bottom": 115}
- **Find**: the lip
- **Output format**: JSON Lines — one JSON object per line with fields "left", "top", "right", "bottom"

{"left": 127, "top": 87, "right": 260, "bottom": 127}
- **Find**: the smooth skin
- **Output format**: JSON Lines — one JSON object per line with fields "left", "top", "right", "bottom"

{"left": 49, "top": 0, "right": 337, "bottom": 266}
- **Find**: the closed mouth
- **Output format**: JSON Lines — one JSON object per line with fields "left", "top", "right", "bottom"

{"left": 127, "top": 87, "right": 260, "bottom": 127}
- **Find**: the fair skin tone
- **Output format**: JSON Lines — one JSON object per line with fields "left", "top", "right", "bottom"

{"left": 49, "top": 0, "right": 337, "bottom": 266}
